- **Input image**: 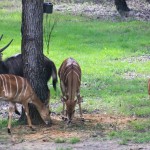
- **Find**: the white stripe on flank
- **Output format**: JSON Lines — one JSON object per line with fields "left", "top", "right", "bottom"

{"left": 18, "top": 76, "right": 24, "bottom": 98}
{"left": 74, "top": 71, "right": 81, "bottom": 82}
{"left": 65, "top": 70, "right": 80, "bottom": 83}
{"left": 0, "top": 75, "right": 6, "bottom": 96}
{"left": 3, "top": 75, "right": 8, "bottom": 96}
{"left": 5, "top": 74, "right": 11, "bottom": 97}
{"left": 65, "top": 71, "right": 72, "bottom": 83}
{"left": 24, "top": 79, "right": 28, "bottom": 97}
{"left": 8, "top": 75, "right": 12, "bottom": 97}
{"left": 14, "top": 75, "right": 18, "bottom": 98}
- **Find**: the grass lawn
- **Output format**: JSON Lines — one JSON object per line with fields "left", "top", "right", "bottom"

{"left": 0, "top": 1, "right": 150, "bottom": 143}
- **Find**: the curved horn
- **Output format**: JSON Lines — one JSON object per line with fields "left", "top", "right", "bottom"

{"left": 0, "top": 34, "right": 3, "bottom": 41}
{"left": 0, "top": 39, "right": 13, "bottom": 53}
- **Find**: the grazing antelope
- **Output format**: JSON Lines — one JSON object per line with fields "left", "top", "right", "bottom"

{"left": 0, "top": 74, "right": 51, "bottom": 134}
{"left": 58, "top": 58, "right": 84, "bottom": 124}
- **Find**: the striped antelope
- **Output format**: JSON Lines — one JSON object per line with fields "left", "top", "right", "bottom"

{"left": 0, "top": 74, "right": 51, "bottom": 134}
{"left": 58, "top": 58, "right": 84, "bottom": 124}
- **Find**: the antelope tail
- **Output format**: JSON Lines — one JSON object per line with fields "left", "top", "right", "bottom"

{"left": 51, "top": 62, "right": 58, "bottom": 91}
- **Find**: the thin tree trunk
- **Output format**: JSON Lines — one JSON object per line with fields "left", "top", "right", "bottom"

{"left": 146, "top": 0, "right": 150, "bottom": 3}
{"left": 20, "top": 0, "right": 50, "bottom": 125}
{"left": 115, "top": 0, "right": 130, "bottom": 17}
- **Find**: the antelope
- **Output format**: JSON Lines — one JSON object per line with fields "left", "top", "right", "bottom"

{"left": 0, "top": 35, "right": 57, "bottom": 124}
{"left": 58, "top": 58, "right": 84, "bottom": 124}
{"left": 0, "top": 34, "right": 13, "bottom": 61}
{"left": 0, "top": 74, "right": 51, "bottom": 134}
{"left": 0, "top": 34, "right": 58, "bottom": 90}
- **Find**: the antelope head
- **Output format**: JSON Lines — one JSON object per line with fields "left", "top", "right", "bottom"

{"left": 62, "top": 96, "right": 77, "bottom": 124}
{"left": 40, "top": 104, "right": 51, "bottom": 126}
{"left": 0, "top": 34, "right": 13, "bottom": 60}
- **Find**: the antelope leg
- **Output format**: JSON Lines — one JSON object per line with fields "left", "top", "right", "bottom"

{"left": 62, "top": 102, "right": 67, "bottom": 121}
{"left": 78, "top": 103, "right": 83, "bottom": 118}
{"left": 77, "top": 94, "right": 84, "bottom": 122}
{"left": 23, "top": 103, "right": 34, "bottom": 130}
{"left": 7, "top": 102, "right": 15, "bottom": 134}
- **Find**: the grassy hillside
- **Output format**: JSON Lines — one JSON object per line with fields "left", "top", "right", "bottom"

{"left": 0, "top": 1, "right": 150, "bottom": 143}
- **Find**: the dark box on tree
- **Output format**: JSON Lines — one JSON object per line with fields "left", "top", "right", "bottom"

{"left": 43, "top": 2, "right": 53, "bottom": 14}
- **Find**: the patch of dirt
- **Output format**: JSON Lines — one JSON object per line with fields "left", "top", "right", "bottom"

{"left": 54, "top": 0, "right": 150, "bottom": 21}
{"left": 120, "top": 55, "right": 150, "bottom": 80}
{"left": 1, "top": 113, "right": 150, "bottom": 150}
{"left": 122, "top": 55, "right": 150, "bottom": 63}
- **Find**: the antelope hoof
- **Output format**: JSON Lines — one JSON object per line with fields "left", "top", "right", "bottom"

{"left": 45, "top": 120, "right": 52, "bottom": 126}
{"left": 62, "top": 116, "right": 68, "bottom": 121}
{"left": 30, "top": 126, "right": 36, "bottom": 131}
{"left": 81, "top": 118, "right": 85, "bottom": 122}
{"left": 8, "top": 128, "right": 11, "bottom": 135}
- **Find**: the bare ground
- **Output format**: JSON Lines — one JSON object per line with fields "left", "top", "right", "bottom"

{"left": 0, "top": 114, "right": 150, "bottom": 150}
{"left": 54, "top": 0, "right": 150, "bottom": 21}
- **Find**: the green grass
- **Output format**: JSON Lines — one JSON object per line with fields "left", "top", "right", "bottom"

{"left": 0, "top": 119, "right": 8, "bottom": 129}
{"left": 109, "top": 119, "right": 150, "bottom": 143}
{"left": 55, "top": 137, "right": 80, "bottom": 144}
{"left": 55, "top": 138, "right": 66, "bottom": 143}
{"left": 68, "top": 137, "right": 80, "bottom": 144}
{"left": 0, "top": 1, "right": 150, "bottom": 144}
{"left": 0, "top": 119, "right": 18, "bottom": 129}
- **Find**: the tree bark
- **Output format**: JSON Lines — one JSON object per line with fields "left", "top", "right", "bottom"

{"left": 20, "top": 0, "right": 50, "bottom": 125}
{"left": 115, "top": 0, "right": 130, "bottom": 17}
{"left": 146, "top": 0, "right": 150, "bottom": 3}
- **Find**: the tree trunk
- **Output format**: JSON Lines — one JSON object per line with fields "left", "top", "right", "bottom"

{"left": 115, "top": 0, "right": 130, "bottom": 17}
{"left": 20, "top": 0, "right": 50, "bottom": 125}
{"left": 146, "top": 0, "right": 150, "bottom": 3}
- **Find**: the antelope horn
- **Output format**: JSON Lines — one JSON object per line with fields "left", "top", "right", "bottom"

{"left": 0, "top": 39, "right": 13, "bottom": 53}
{"left": 0, "top": 34, "right": 3, "bottom": 41}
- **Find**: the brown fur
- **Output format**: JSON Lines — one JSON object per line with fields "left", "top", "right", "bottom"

{"left": 0, "top": 74, "right": 51, "bottom": 134}
{"left": 58, "top": 58, "right": 83, "bottom": 123}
